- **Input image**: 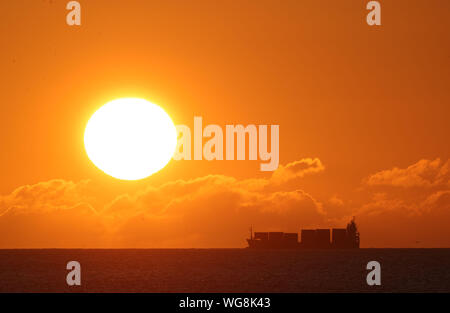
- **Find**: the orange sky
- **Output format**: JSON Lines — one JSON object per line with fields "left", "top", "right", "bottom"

{"left": 0, "top": 0, "right": 449, "bottom": 248}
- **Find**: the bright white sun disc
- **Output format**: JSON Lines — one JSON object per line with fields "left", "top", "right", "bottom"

{"left": 84, "top": 98, "right": 177, "bottom": 180}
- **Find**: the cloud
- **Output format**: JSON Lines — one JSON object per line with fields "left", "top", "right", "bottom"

{"left": 421, "top": 190, "right": 450, "bottom": 213}
{"left": 365, "top": 158, "right": 449, "bottom": 188}
{"left": 270, "top": 158, "right": 325, "bottom": 184}
{"left": 352, "top": 159, "right": 450, "bottom": 247}
{"left": 0, "top": 179, "right": 108, "bottom": 248}
{"left": 350, "top": 192, "right": 450, "bottom": 248}
{"left": 0, "top": 158, "right": 326, "bottom": 248}
{"left": 0, "top": 179, "right": 96, "bottom": 215}
{"left": 359, "top": 158, "right": 450, "bottom": 217}
{"left": 104, "top": 173, "right": 326, "bottom": 247}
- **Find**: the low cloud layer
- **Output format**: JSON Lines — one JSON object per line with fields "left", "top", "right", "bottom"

{"left": 0, "top": 158, "right": 449, "bottom": 248}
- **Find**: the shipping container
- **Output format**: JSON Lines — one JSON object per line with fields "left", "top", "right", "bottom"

{"left": 283, "top": 233, "right": 298, "bottom": 242}
{"left": 254, "top": 232, "right": 269, "bottom": 241}
{"left": 268, "top": 232, "right": 284, "bottom": 241}
{"left": 301, "top": 229, "right": 316, "bottom": 247}
{"left": 332, "top": 228, "right": 347, "bottom": 248}
{"left": 315, "top": 229, "right": 331, "bottom": 248}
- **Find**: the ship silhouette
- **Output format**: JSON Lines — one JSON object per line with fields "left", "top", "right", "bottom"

{"left": 247, "top": 218, "right": 360, "bottom": 249}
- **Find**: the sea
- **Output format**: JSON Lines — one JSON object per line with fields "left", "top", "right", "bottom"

{"left": 0, "top": 249, "right": 449, "bottom": 292}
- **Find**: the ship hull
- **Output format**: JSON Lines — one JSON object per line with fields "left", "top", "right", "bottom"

{"left": 246, "top": 239, "right": 359, "bottom": 250}
{"left": 247, "top": 239, "right": 300, "bottom": 249}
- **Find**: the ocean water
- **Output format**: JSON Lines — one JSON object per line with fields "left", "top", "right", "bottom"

{"left": 0, "top": 249, "right": 449, "bottom": 292}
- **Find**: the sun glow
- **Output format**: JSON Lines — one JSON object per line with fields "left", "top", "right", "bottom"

{"left": 84, "top": 98, "right": 177, "bottom": 180}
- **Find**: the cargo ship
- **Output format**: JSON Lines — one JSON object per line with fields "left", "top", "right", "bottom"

{"left": 247, "top": 218, "right": 360, "bottom": 249}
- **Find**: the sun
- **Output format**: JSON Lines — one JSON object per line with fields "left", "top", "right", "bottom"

{"left": 84, "top": 98, "right": 177, "bottom": 180}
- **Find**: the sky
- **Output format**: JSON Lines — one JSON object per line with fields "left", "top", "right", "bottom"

{"left": 0, "top": 0, "right": 449, "bottom": 248}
